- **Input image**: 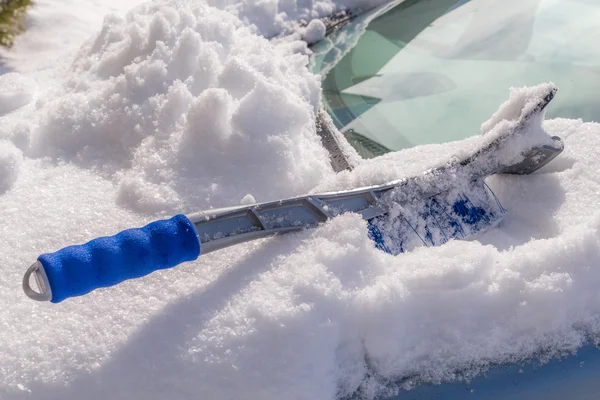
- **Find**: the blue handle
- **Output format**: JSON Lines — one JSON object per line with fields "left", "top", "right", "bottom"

{"left": 38, "top": 214, "right": 201, "bottom": 303}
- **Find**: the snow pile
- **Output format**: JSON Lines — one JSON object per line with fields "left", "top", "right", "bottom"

{"left": 18, "top": 0, "right": 333, "bottom": 214}
{"left": 1, "top": 1, "right": 600, "bottom": 400}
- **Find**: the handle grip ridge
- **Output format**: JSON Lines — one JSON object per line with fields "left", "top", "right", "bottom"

{"left": 37, "top": 214, "right": 200, "bottom": 303}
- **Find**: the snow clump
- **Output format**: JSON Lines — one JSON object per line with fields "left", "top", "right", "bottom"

{"left": 303, "top": 19, "right": 327, "bottom": 44}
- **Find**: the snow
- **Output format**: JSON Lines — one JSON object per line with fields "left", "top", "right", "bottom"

{"left": 0, "top": 0, "right": 148, "bottom": 75}
{"left": 25, "top": 0, "right": 332, "bottom": 214}
{"left": 0, "top": 140, "right": 22, "bottom": 193}
{"left": 481, "top": 83, "right": 555, "bottom": 137}
{"left": 1, "top": 0, "right": 600, "bottom": 400}
{"left": 0, "top": 73, "right": 36, "bottom": 116}
{"left": 303, "top": 19, "right": 327, "bottom": 44}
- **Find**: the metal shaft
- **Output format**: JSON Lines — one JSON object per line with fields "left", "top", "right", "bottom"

{"left": 187, "top": 185, "right": 394, "bottom": 254}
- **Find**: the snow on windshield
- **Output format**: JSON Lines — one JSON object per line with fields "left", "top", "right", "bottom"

{"left": 1, "top": 0, "right": 600, "bottom": 399}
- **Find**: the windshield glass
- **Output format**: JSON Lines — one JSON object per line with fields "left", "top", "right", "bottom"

{"left": 311, "top": 0, "right": 600, "bottom": 158}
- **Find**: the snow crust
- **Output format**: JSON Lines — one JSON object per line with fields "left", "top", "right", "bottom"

{"left": 1, "top": 0, "right": 600, "bottom": 399}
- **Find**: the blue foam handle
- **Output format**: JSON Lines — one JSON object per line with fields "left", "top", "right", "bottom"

{"left": 38, "top": 214, "right": 200, "bottom": 303}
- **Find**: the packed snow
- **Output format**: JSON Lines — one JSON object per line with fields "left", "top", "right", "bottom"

{"left": 1, "top": 0, "right": 600, "bottom": 399}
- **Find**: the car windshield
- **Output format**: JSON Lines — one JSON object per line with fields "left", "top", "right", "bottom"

{"left": 311, "top": 0, "right": 600, "bottom": 158}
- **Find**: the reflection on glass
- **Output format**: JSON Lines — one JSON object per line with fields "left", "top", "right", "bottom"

{"left": 311, "top": 0, "right": 600, "bottom": 159}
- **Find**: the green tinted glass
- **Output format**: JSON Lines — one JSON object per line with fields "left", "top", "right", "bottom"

{"left": 311, "top": 0, "right": 600, "bottom": 158}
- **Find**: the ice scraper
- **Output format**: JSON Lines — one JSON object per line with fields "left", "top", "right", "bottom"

{"left": 23, "top": 86, "right": 564, "bottom": 303}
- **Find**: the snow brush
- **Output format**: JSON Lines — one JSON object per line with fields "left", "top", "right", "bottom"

{"left": 23, "top": 86, "right": 564, "bottom": 303}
